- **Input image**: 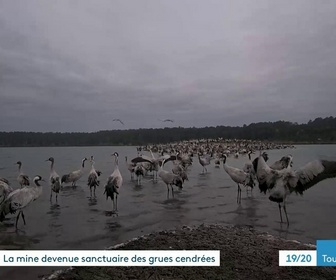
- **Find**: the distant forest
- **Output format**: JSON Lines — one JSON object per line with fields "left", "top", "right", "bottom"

{"left": 0, "top": 117, "right": 336, "bottom": 147}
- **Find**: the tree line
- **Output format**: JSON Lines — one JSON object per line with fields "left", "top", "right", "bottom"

{"left": 0, "top": 116, "right": 335, "bottom": 147}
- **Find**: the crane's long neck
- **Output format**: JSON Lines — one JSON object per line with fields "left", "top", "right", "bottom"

{"left": 90, "top": 161, "right": 95, "bottom": 172}
{"left": 285, "top": 157, "right": 293, "bottom": 171}
{"left": 115, "top": 156, "right": 119, "bottom": 168}
{"left": 34, "top": 180, "right": 42, "bottom": 188}
{"left": 81, "top": 159, "right": 86, "bottom": 170}
{"left": 18, "top": 163, "right": 22, "bottom": 173}
{"left": 160, "top": 160, "right": 166, "bottom": 171}
{"left": 256, "top": 155, "right": 270, "bottom": 174}
{"left": 50, "top": 161, "right": 55, "bottom": 173}
{"left": 222, "top": 157, "right": 229, "bottom": 172}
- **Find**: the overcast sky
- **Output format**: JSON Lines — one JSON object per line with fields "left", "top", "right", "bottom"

{"left": 1, "top": 0, "right": 336, "bottom": 132}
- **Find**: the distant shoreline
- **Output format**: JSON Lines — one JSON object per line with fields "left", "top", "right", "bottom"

{"left": 0, "top": 142, "right": 335, "bottom": 148}
{"left": 1, "top": 117, "right": 336, "bottom": 146}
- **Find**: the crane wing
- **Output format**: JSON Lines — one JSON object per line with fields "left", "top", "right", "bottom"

{"left": 254, "top": 156, "right": 278, "bottom": 193}
{"left": 131, "top": 155, "right": 153, "bottom": 164}
{"left": 292, "top": 160, "right": 336, "bottom": 194}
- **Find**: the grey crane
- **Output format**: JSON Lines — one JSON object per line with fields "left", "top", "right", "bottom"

{"left": 158, "top": 157, "right": 183, "bottom": 199}
{"left": 198, "top": 153, "right": 211, "bottom": 173}
{"left": 253, "top": 154, "right": 336, "bottom": 225}
{"left": 46, "top": 157, "right": 61, "bottom": 202}
{"left": 16, "top": 161, "right": 30, "bottom": 188}
{"left": 61, "top": 157, "right": 87, "bottom": 187}
{"left": 104, "top": 152, "right": 123, "bottom": 213}
{"left": 242, "top": 151, "right": 258, "bottom": 193}
{"left": 134, "top": 164, "right": 145, "bottom": 186}
{"left": 125, "top": 156, "right": 136, "bottom": 180}
{"left": 0, "top": 175, "right": 44, "bottom": 229}
{"left": 222, "top": 155, "right": 254, "bottom": 204}
{"left": 0, "top": 177, "right": 13, "bottom": 205}
{"left": 131, "top": 150, "right": 167, "bottom": 181}
{"left": 87, "top": 156, "right": 101, "bottom": 198}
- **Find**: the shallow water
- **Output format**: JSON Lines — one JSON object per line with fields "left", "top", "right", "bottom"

{"left": 0, "top": 145, "right": 336, "bottom": 277}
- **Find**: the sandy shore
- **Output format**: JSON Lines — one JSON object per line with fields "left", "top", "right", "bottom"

{"left": 43, "top": 224, "right": 336, "bottom": 280}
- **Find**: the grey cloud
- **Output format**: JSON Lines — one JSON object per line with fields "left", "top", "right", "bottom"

{"left": 0, "top": 0, "right": 336, "bottom": 132}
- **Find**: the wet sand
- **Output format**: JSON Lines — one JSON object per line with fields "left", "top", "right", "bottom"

{"left": 43, "top": 224, "right": 336, "bottom": 280}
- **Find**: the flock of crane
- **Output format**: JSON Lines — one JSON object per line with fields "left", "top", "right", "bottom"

{"left": 0, "top": 138, "right": 336, "bottom": 230}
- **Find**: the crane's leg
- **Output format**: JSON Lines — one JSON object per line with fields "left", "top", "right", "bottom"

{"left": 236, "top": 184, "right": 240, "bottom": 204}
{"left": 167, "top": 184, "right": 170, "bottom": 199}
{"left": 239, "top": 185, "right": 242, "bottom": 204}
{"left": 50, "top": 189, "right": 53, "bottom": 201}
{"left": 56, "top": 192, "right": 58, "bottom": 202}
{"left": 205, "top": 167, "right": 207, "bottom": 173}
{"left": 278, "top": 203, "right": 283, "bottom": 223}
{"left": 94, "top": 187, "right": 96, "bottom": 198}
{"left": 15, "top": 211, "right": 21, "bottom": 228}
{"left": 21, "top": 211, "right": 26, "bottom": 225}
{"left": 171, "top": 185, "right": 175, "bottom": 198}
{"left": 283, "top": 203, "right": 289, "bottom": 226}
{"left": 112, "top": 195, "right": 115, "bottom": 212}
{"left": 115, "top": 194, "right": 118, "bottom": 212}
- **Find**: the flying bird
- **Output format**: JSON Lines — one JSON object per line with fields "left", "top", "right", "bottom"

{"left": 113, "top": 119, "right": 124, "bottom": 125}
{"left": 158, "top": 119, "right": 174, "bottom": 123}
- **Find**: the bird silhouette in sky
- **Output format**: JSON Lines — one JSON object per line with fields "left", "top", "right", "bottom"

{"left": 158, "top": 119, "right": 174, "bottom": 123}
{"left": 113, "top": 119, "right": 124, "bottom": 125}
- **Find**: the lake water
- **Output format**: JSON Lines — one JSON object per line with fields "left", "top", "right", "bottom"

{"left": 0, "top": 145, "right": 336, "bottom": 278}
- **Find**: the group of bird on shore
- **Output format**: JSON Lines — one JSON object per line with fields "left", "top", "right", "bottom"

{"left": 0, "top": 138, "right": 335, "bottom": 229}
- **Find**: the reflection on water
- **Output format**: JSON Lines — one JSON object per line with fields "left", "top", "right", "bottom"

{"left": 0, "top": 144, "right": 335, "bottom": 255}
{"left": 88, "top": 197, "right": 98, "bottom": 206}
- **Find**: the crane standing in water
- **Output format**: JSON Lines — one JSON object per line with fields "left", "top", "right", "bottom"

{"left": 16, "top": 161, "right": 30, "bottom": 188}
{"left": 46, "top": 157, "right": 61, "bottom": 202}
{"left": 0, "top": 175, "right": 44, "bottom": 229}
{"left": 61, "top": 157, "right": 87, "bottom": 187}
{"left": 253, "top": 154, "right": 336, "bottom": 225}
{"left": 104, "top": 152, "right": 123, "bottom": 213}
